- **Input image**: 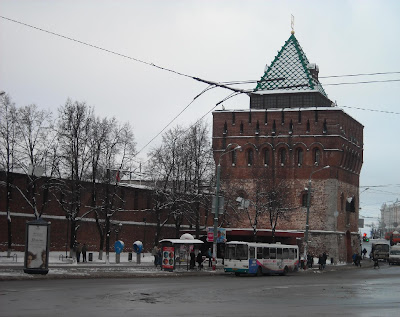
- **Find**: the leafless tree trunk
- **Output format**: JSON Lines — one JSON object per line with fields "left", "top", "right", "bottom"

{"left": 0, "top": 94, "right": 17, "bottom": 257}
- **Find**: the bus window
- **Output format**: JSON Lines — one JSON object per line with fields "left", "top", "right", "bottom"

{"left": 277, "top": 248, "right": 283, "bottom": 259}
{"left": 249, "top": 247, "right": 255, "bottom": 259}
{"left": 263, "top": 247, "right": 270, "bottom": 259}
{"left": 270, "top": 248, "right": 276, "bottom": 259}
{"left": 283, "top": 248, "right": 289, "bottom": 259}
{"left": 257, "top": 247, "right": 263, "bottom": 259}
{"left": 226, "top": 245, "right": 236, "bottom": 260}
{"left": 289, "top": 248, "right": 295, "bottom": 259}
{"left": 236, "top": 244, "right": 248, "bottom": 260}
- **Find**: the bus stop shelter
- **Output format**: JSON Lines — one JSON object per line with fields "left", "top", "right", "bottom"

{"left": 159, "top": 236, "right": 204, "bottom": 272}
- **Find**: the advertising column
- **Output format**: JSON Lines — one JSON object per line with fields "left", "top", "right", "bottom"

{"left": 24, "top": 218, "right": 51, "bottom": 275}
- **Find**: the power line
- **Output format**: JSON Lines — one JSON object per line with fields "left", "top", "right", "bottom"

{"left": 323, "top": 79, "right": 400, "bottom": 86}
{"left": 340, "top": 105, "right": 400, "bottom": 115}
{"left": 2, "top": 15, "right": 400, "bottom": 91}
{"left": 135, "top": 85, "right": 217, "bottom": 156}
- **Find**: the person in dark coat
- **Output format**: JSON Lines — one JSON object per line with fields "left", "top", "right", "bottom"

{"left": 307, "top": 253, "right": 313, "bottom": 268}
{"left": 81, "top": 243, "right": 87, "bottom": 262}
{"left": 318, "top": 254, "right": 323, "bottom": 270}
{"left": 196, "top": 251, "right": 203, "bottom": 270}
{"left": 190, "top": 249, "right": 196, "bottom": 269}
{"left": 207, "top": 248, "right": 212, "bottom": 267}
{"left": 76, "top": 242, "right": 82, "bottom": 263}
{"left": 362, "top": 248, "right": 367, "bottom": 259}
{"left": 322, "top": 252, "right": 327, "bottom": 269}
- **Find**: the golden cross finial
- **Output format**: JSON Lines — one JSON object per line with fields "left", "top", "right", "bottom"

{"left": 291, "top": 14, "right": 295, "bottom": 34}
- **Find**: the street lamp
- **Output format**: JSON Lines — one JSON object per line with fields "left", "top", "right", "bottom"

{"left": 304, "top": 165, "right": 330, "bottom": 260}
{"left": 143, "top": 217, "right": 146, "bottom": 257}
{"left": 213, "top": 144, "right": 241, "bottom": 270}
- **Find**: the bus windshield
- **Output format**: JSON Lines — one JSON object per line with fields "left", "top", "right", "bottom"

{"left": 226, "top": 244, "right": 248, "bottom": 260}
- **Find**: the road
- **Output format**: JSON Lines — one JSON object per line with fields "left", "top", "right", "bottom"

{"left": 1, "top": 262, "right": 399, "bottom": 317}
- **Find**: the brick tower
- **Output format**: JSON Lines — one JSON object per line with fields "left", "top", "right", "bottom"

{"left": 212, "top": 32, "right": 363, "bottom": 263}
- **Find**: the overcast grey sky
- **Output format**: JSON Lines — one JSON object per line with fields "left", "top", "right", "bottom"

{"left": 1, "top": 0, "right": 399, "bottom": 230}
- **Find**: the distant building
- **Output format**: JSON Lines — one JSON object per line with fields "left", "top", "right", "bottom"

{"left": 212, "top": 32, "right": 364, "bottom": 262}
{"left": 381, "top": 200, "right": 400, "bottom": 233}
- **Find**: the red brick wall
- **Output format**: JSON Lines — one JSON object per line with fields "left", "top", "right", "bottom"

{"left": 0, "top": 172, "right": 205, "bottom": 252}
{"left": 212, "top": 107, "right": 363, "bottom": 262}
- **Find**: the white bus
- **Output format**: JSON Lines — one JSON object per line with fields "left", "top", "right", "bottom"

{"left": 224, "top": 241, "right": 299, "bottom": 276}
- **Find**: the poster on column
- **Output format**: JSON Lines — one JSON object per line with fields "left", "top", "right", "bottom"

{"left": 162, "top": 246, "right": 175, "bottom": 271}
{"left": 24, "top": 219, "right": 50, "bottom": 274}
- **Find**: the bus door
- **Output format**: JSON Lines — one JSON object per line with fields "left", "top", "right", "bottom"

{"left": 249, "top": 246, "right": 258, "bottom": 274}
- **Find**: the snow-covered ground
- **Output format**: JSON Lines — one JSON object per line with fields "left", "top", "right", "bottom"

{"left": 0, "top": 250, "right": 155, "bottom": 266}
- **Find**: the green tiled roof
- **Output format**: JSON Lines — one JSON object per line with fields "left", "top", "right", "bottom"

{"left": 254, "top": 34, "right": 328, "bottom": 98}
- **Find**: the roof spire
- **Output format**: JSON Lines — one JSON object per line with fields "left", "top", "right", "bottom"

{"left": 291, "top": 14, "right": 295, "bottom": 34}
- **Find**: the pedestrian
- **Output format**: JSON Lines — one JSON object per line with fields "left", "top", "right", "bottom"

{"left": 82, "top": 243, "right": 87, "bottom": 262}
{"left": 76, "top": 242, "right": 82, "bottom": 263}
{"left": 362, "top": 248, "right": 367, "bottom": 259}
{"left": 207, "top": 248, "right": 212, "bottom": 267}
{"left": 373, "top": 257, "right": 380, "bottom": 269}
{"left": 196, "top": 250, "right": 203, "bottom": 270}
{"left": 355, "top": 253, "right": 362, "bottom": 267}
{"left": 307, "top": 253, "right": 313, "bottom": 268}
{"left": 152, "top": 245, "right": 158, "bottom": 267}
{"left": 190, "top": 249, "right": 196, "bottom": 269}
{"left": 322, "top": 252, "right": 327, "bottom": 269}
{"left": 318, "top": 254, "right": 323, "bottom": 270}
{"left": 220, "top": 247, "right": 225, "bottom": 265}
{"left": 157, "top": 247, "right": 162, "bottom": 267}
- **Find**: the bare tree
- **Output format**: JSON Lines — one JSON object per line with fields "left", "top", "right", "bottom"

{"left": 0, "top": 94, "right": 18, "bottom": 256}
{"left": 13, "top": 104, "right": 55, "bottom": 219}
{"left": 147, "top": 120, "right": 214, "bottom": 241}
{"left": 55, "top": 99, "right": 93, "bottom": 255}
{"left": 224, "top": 175, "right": 295, "bottom": 242}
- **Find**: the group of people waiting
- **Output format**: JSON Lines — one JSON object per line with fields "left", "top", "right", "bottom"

{"left": 73, "top": 241, "right": 88, "bottom": 262}
{"left": 152, "top": 245, "right": 162, "bottom": 267}
{"left": 307, "top": 252, "right": 328, "bottom": 270}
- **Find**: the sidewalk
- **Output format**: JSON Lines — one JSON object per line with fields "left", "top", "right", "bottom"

{"left": 0, "top": 251, "right": 375, "bottom": 281}
{"left": 0, "top": 251, "right": 224, "bottom": 281}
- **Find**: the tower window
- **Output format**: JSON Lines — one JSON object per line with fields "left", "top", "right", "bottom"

{"left": 306, "top": 119, "right": 310, "bottom": 133}
{"left": 296, "top": 148, "right": 303, "bottom": 166}
{"left": 298, "top": 110, "right": 302, "bottom": 123}
{"left": 231, "top": 150, "right": 237, "bottom": 166}
{"left": 263, "top": 148, "right": 269, "bottom": 166}
{"left": 264, "top": 111, "right": 268, "bottom": 124}
{"left": 302, "top": 193, "right": 308, "bottom": 207}
{"left": 313, "top": 148, "right": 320, "bottom": 166}
{"left": 232, "top": 112, "right": 236, "bottom": 125}
{"left": 240, "top": 121, "right": 244, "bottom": 134}
{"left": 247, "top": 149, "right": 254, "bottom": 166}
{"left": 279, "top": 148, "right": 286, "bottom": 166}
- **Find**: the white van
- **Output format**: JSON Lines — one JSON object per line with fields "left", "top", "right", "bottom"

{"left": 388, "top": 244, "right": 400, "bottom": 265}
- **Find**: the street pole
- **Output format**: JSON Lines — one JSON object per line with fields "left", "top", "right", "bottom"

{"left": 212, "top": 163, "right": 221, "bottom": 270}
{"left": 212, "top": 144, "right": 241, "bottom": 270}
{"left": 303, "top": 165, "right": 330, "bottom": 262}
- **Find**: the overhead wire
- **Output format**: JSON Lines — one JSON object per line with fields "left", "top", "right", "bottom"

{"left": 2, "top": 15, "right": 400, "bottom": 168}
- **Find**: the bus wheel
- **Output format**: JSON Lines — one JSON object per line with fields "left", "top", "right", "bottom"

{"left": 256, "top": 267, "right": 263, "bottom": 277}
{"left": 281, "top": 266, "right": 289, "bottom": 276}
{"left": 234, "top": 272, "right": 240, "bottom": 276}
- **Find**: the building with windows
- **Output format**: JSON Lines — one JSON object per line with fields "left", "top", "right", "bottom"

{"left": 381, "top": 200, "right": 400, "bottom": 234}
{"left": 212, "top": 32, "right": 364, "bottom": 262}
